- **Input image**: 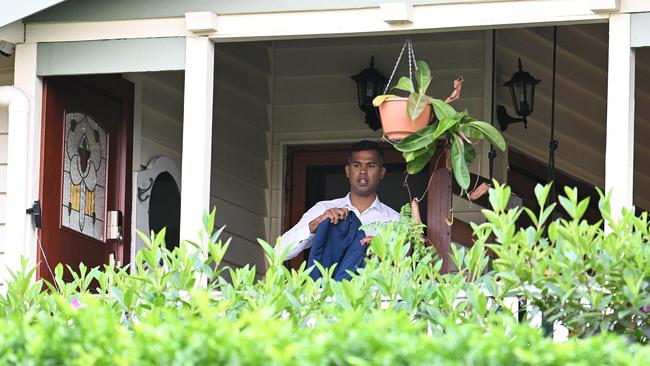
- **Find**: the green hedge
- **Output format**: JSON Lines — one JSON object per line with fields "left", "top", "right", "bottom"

{"left": 0, "top": 183, "right": 648, "bottom": 365}
{"left": 1, "top": 296, "right": 649, "bottom": 366}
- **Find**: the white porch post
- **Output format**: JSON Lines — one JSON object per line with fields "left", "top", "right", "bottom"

{"left": 179, "top": 35, "right": 215, "bottom": 242}
{"left": 606, "top": 13, "right": 636, "bottom": 217}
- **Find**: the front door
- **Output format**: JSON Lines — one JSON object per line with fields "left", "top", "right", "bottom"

{"left": 39, "top": 76, "right": 133, "bottom": 283}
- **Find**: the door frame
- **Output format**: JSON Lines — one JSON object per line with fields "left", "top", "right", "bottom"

{"left": 38, "top": 75, "right": 134, "bottom": 281}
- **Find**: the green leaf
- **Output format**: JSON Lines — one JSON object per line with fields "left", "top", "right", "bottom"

{"left": 432, "top": 116, "right": 459, "bottom": 139}
{"left": 464, "top": 144, "right": 476, "bottom": 164}
{"left": 558, "top": 195, "right": 575, "bottom": 219}
{"left": 575, "top": 197, "right": 590, "bottom": 221}
{"left": 430, "top": 98, "right": 457, "bottom": 120}
{"left": 523, "top": 207, "right": 539, "bottom": 227}
{"left": 393, "top": 125, "right": 436, "bottom": 152}
{"left": 539, "top": 203, "right": 557, "bottom": 227}
{"left": 458, "top": 124, "right": 483, "bottom": 139}
{"left": 404, "top": 147, "right": 428, "bottom": 162}
{"left": 407, "top": 92, "right": 430, "bottom": 122}
{"left": 372, "top": 94, "right": 400, "bottom": 107}
{"left": 406, "top": 144, "right": 436, "bottom": 174}
{"left": 415, "top": 60, "right": 432, "bottom": 95}
{"left": 466, "top": 121, "right": 507, "bottom": 151}
{"left": 392, "top": 76, "right": 415, "bottom": 93}
{"left": 451, "top": 137, "right": 470, "bottom": 190}
{"left": 534, "top": 183, "right": 552, "bottom": 208}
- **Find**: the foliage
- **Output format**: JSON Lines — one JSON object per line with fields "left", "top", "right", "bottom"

{"left": 479, "top": 182, "right": 650, "bottom": 343}
{"left": 0, "top": 183, "right": 650, "bottom": 363}
{"left": 372, "top": 60, "right": 506, "bottom": 191}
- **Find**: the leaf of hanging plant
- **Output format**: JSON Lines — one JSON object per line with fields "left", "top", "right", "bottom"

{"left": 466, "top": 121, "right": 507, "bottom": 151}
{"left": 372, "top": 94, "right": 400, "bottom": 107}
{"left": 404, "top": 149, "right": 421, "bottom": 163}
{"left": 407, "top": 92, "right": 429, "bottom": 122}
{"left": 406, "top": 143, "right": 436, "bottom": 175}
{"left": 430, "top": 98, "right": 457, "bottom": 121}
{"left": 464, "top": 143, "right": 476, "bottom": 164}
{"left": 415, "top": 60, "right": 432, "bottom": 95}
{"left": 458, "top": 124, "right": 484, "bottom": 139}
{"left": 404, "top": 147, "right": 427, "bottom": 162}
{"left": 392, "top": 76, "right": 415, "bottom": 93}
{"left": 451, "top": 137, "right": 470, "bottom": 190}
{"left": 432, "top": 116, "right": 460, "bottom": 140}
{"left": 393, "top": 125, "right": 436, "bottom": 152}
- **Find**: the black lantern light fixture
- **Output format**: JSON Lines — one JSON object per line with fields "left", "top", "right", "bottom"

{"left": 351, "top": 56, "right": 388, "bottom": 131}
{"left": 496, "top": 58, "right": 541, "bottom": 131}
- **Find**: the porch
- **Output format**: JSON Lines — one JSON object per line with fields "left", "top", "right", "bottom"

{"left": 0, "top": 2, "right": 649, "bottom": 282}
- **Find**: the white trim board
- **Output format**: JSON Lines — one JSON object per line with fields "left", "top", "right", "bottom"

{"left": 25, "top": 1, "right": 609, "bottom": 44}
{"left": 631, "top": 12, "right": 650, "bottom": 47}
{"left": 37, "top": 38, "right": 186, "bottom": 76}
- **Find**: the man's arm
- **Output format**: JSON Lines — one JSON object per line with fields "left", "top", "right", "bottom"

{"left": 277, "top": 204, "right": 349, "bottom": 260}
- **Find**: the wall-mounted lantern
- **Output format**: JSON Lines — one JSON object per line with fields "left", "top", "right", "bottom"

{"left": 351, "top": 57, "right": 388, "bottom": 130}
{"left": 497, "top": 58, "right": 541, "bottom": 131}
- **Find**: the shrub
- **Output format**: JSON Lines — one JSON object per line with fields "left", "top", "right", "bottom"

{"left": 482, "top": 182, "right": 650, "bottom": 343}
{"left": 0, "top": 184, "right": 648, "bottom": 364}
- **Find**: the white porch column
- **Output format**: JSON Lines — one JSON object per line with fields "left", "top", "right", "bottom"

{"left": 606, "top": 14, "right": 636, "bottom": 217}
{"left": 179, "top": 35, "right": 215, "bottom": 242}
{"left": 4, "top": 43, "right": 40, "bottom": 278}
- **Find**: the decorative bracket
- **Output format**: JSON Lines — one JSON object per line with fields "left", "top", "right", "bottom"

{"left": 590, "top": 0, "right": 620, "bottom": 13}
{"left": 379, "top": 2, "right": 414, "bottom": 24}
{"left": 137, "top": 178, "right": 154, "bottom": 202}
{"left": 185, "top": 11, "right": 219, "bottom": 35}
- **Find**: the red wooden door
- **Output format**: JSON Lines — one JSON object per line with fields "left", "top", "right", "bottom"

{"left": 39, "top": 76, "right": 133, "bottom": 283}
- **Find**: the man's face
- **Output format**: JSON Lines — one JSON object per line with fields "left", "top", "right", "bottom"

{"left": 345, "top": 150, "right": 386, "bottom": 197}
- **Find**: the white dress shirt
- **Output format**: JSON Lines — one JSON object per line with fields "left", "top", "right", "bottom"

{"left": 278, "top": 193, "right": 400, "bottom": 260}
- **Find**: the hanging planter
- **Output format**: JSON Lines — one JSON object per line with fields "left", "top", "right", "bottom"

{"left": 373, "top": 39, "right": 507, "bottom": 195}
{"left": 377, "top": 97, "right": 431, "bottom": 140}
{"left": 373, "top": 39, "right": 438, "bottom": 142}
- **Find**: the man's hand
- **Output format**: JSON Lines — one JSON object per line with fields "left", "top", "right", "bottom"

{"left": 308, "top": 208, "right": 349, "bottom": 233}
{"left": 360, "top": 236, "right": 373, "bottom": 245}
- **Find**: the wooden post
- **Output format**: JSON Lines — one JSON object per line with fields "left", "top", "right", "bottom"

{"left": 427, "top": 147, "right": 452, "bottom": 273}
{"left": 179, "top": 36, "right": 215, "bottom": 243}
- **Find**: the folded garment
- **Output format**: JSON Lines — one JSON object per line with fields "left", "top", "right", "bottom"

{"left": 307, "top": 211, "right": 368, "bottom": 281}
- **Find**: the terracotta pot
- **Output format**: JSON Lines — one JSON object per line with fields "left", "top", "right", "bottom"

{"left": 378, "top": 97, "right": 432, "bottom": 141}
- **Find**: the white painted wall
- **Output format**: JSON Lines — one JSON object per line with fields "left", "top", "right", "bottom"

{"left": 496, "top": 24, "right": 650, "bottom": 210}
{"left": 211, "top": 43, "right": 270, "bottom": 272}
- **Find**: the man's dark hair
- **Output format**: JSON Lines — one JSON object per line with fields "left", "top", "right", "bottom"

{"left": 347, "top": 140, "right": 384, "bottom": 166}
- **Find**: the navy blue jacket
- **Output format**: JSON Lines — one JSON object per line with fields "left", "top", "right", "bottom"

{"left": 307, "top": 211, "right": 368, "bottom": 281}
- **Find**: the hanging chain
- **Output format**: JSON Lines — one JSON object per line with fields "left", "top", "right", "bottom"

{"left": 383, "top": 39, "right": 419, "bottom": 94}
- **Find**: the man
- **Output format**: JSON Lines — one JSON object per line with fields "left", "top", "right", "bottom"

{"left": 278, "top": 140, "right": 400, "bottom": 261}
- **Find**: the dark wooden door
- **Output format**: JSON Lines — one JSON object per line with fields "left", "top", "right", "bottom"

{"left": 39, "top": 76, "right": 133, "bottom": 283}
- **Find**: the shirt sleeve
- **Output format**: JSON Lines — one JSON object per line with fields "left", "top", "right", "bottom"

{"left": 277, "top": 203, "right": 327, "bottom": 260}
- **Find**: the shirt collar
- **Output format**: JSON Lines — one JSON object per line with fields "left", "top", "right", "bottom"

{"left": 343, "top": 193, "right": 382, "bottom": 215}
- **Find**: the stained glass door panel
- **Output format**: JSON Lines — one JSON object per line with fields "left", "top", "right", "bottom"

{"left": 61, "top": 112, "right": 107, "bottom": 241}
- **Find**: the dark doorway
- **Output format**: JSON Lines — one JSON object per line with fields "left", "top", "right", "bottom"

{"left": 148, "top": 172, "right": 181, "bottom": 251}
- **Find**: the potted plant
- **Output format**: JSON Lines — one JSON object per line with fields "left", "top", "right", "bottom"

{"left": 373, "top": 59, "right": 506, "bottom": 193}
{"left": 370, "top": 60, "right": 434, "bottom": 140}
